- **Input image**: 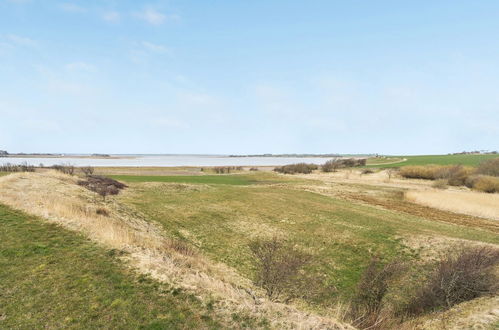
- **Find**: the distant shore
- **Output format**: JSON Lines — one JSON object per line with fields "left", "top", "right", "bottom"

{"left": 0, "top": 154, "right": 134, "bottom": 159}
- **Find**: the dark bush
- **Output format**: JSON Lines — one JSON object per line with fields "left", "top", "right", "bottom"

{"left": 476, "top": 158, "right": 499, "bottom": 177}
{"left": 52, "top": 163, "right": 75, "bottom": 175}
{"left": 249, "top": 167, "right": 259, "bottom": 171}
{"left": 361, "top": 169, "right": 375, "bottom": 175}
{"left": 213, "top": 166, "right": 243, "bottom": 174}
{"left": 0, "top": 162, "right": 35, "bottom": 172}
{"left": 78, "top": 175, "right": 127, "bottom": 201}
{"left": 96, "top": 207, "right": 110, "bottom": 216}
{"left": 81, "top": 166, "right": 94, "bottom": 176}
{"left": 322, "top": 159, "right": 341, "bottom": 172}
{"left": 404, "top": 247, "right": 499, "bottom": 316}
{"left": 274, "top": 163, "right": 318, "bottom": 174}
{"left": 349, "top": 257, "right": 404, "bottom": 329}
{"left": 249, "top": 237, "right": 310, "bottom": 301}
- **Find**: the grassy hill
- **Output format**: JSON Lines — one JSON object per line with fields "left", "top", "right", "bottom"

{"left": 0, "top": 204, "right": 226, "bottom": 329}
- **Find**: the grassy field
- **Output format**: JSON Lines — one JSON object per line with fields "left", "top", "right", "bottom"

{"left": 367, "top": 154, "right": 498, "bottom": 168}
{"left": 120, "top": 173, "right": 499, "bottom": 305}
{"left": 110, "top": 173, "right": 287, "bottom": 185}
{"left": 0, "top": 204, "right": 227, "bottom": 329}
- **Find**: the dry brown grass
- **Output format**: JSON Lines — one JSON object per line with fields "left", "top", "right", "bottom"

{"left": 0, "top": 171, "right": 351, "bottom": 329}
{"left": 406, "top": 190, "right": 499, "bottom": 220}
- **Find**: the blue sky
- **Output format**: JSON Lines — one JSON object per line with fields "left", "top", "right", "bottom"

{"left": 1, "top": 0, "right": 498, "bottom": 155}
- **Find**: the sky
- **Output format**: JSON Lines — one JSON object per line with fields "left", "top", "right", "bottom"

{"left": 1, "top": 0, "right": 498, "bottom": 155}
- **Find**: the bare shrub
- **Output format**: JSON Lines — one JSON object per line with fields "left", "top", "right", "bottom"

{"left": 432, "top": 179, "right": 448, "bottom": 189}
{"left": 399, "top": 165, "right": 443, "bottom": 180}
{"left": 96, "top": 207, "right": 110, "bottom": 216}
{"left": 81, "top": 166, "right": 94, "bottom": 176}
{"left": 349, "top": 257, "right": 405, "bottom": 329}
{"left": 404, "top": 246, "right": 499, "bottom": 316}
{"left": 213, "top": 166, "right": 244, "bottom": 174}
{"left": 78, "top": 175, "right": 127, "bottom": 201}
{"left": 435, "top": 165, "right": 473, "bottom": 186}
{"left": 0, "top": 162, "right": 35, "bottom": 172}
{"left": 361, "top": 169, "right": 375, "bottom": 175}
{"left": 322, "top": 159, "right": 341, "bottom": 172}
{"left": 249, "top": 237, "right": 311, "bottom": 301}
{"left": 249, "top": 167, "right": 259, "bottom": 171}
{"left": 274, "top": 163, "right": 318, "bottom": 174}
{"left": 476, "top": 158, "right": 499, "bottom": 177}
{"left": 52, "top": 163, "right": 75, "bottom": 175}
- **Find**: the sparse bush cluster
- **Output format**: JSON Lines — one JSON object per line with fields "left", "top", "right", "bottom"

{"left": 0, "top": 162, "right": 35, "bottom": 172}
{"left": 343, "top": 247, "right": 499, "bottom": 329}
{"left": 249, "top": 237, "right": 311, "bottom": 301}
{"left": 399, "top": 158, "right": 499, "bottom": 193}
{"left": 404, "top": 247, "right": 499, "bottom": 316}
{"left": 213, "top": 166, "right": 243, "bottom": 174}
{"left": 52, "top": 164, "right": 75, "bottom": 175}
{"left": 321, "top": 158, "right": 367, "bottom": 172}
{"left": 78, "top": 175, "right": 127, "bottom": 201}
{"left": 274, "top": 163, "right": 318, "bottom": 174}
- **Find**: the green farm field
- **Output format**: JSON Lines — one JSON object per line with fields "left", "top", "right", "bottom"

{"left": 367, "top": 153, "right": 499, "bottom": 168}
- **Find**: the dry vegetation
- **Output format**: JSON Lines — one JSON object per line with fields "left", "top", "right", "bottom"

{"left": 0, "top": 171, "right": 351, "bottom": 329}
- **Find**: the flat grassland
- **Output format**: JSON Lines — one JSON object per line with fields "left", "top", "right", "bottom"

{"left": 117, "top": 171, "right": 499, "bottom": 305}
{"left": 367, "top": 154, "right": 498, "bottom": 167}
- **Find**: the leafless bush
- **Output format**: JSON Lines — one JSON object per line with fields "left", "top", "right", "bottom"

{"left": 213, "top": 166, "right": 244, "bottom": 174}
{"left": 78, "top": 175, "right": 127, "bottom": 201}
{"left": 349, "top": 257, "right": 405, "bottom": 329}
{"left": 81, "top": 166, "right": 94, "bottom": 176}
{"left": 0, "top": 162, "right": 35, "bottom": 172}
{"left": 274, "top": 163, "right": 318, "bottom": 174}
{"left": 467, "top": 175, "right": 499, "bottom": 193}
{"left": 52, "top": 163, "right": 75, "bottom": 175}
{"left": 476, "top": 158, "right": 499, "bottom": 177}
{"left": 249, "top": 237, "right": 311, "bottom": 301}
{"left": 249, "top": 167, "right": 259, "bottom": 171}
{"left": 404, "top": 247, "right": 499, "bottom": 316}
{"left": 322, "top": 159, "right": 341, "bottom": 172}
{"left": 361, "top": 169, "right": 375, "bottom": 175}
{"left": 96, "top": 207, "right": 110, "bottom": 216}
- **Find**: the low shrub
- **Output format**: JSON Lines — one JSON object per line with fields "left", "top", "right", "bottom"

{"left": 361, "top": 169, "right": 375, "bottom": 175}
{"left": 78, "top": 175, "right": 127, "bottom": 201}
{"left": 0, "top": 162, "right": 35, "bottom": 172}
{"left": 432, "top": 179, "right": 448, "bottom": 189}
{"left": 322, "top": 158, "right": 367, "bottom": 172}
{"left": 213, "top": 166, "right": 243, "bottom": 174}
{"left": 81, "top": 166, "right": 94, "bottom": 176}
{"left": 476, "top": 158, "right": 499, "bottom": 177}
{"left": 96, "top": 207, "right": 110, "bottom": 216}
{"left": 249, "top": 167, "right": 259, "bottom": 171}
{"left": 349, "top": 257, "right": 404, "bottom": 329}
{"left": 470, "top": 175, "right": 499, "bottom": 193}
{"left": 52, "top": 164, "right": 75, "bottom": 175}
{"left": 399, "top": 165, "right": 443, "bottom": 180}
{"left": 249, "top": 237, "right": 311, "bottom": 301}
{"left": 274, "top": 163, "right": 318, "bottom": 174}
{"left": 404, "top": 247, "right": 499, "bottom": 316}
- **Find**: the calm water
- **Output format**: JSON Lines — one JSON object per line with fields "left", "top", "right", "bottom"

{"left": 0, "top": 155, "right": 334, "bottom": 167}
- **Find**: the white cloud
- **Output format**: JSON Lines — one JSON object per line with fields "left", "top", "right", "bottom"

{"left": 59, "top": 3, "right": 87, "bottom": 13}
{"left": 134, "top": 8, "right": 179, "bottom": 25}
{"left": 6, "top": 34, "right": 37, "bottom": 47}
{"left": 142, "top": 41, "right": 171, "bottom": 54}
{"left": 102, "top": 11, "right": 120, "bottom": 23}
{"left": 65, "top": 61, "right": 96, "bottom": 72}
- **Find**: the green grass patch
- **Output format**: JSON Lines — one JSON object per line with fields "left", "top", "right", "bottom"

{"left": 368, "top": 154, "right": 498, "bottom": 168}
{"left": 0, "top": 204, "right": 228, "bottom": 329}
{"left": 121, "top": 182, "right": 499, "bottom": 305}
{"left": 109, "top": 173, "right": 286, "bottom": 185}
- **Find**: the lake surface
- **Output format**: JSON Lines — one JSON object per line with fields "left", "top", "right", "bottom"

{"left": 0, "top": 155, "right": 335, "bottom": 167}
